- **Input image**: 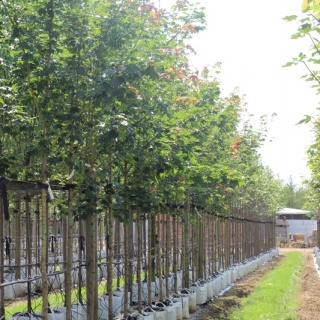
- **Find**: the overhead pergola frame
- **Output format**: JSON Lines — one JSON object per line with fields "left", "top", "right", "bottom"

{"left": 0, "top": 177, "right": 76, "bottom": 317}
{"left": 0, "top": 177, "right": 67, "bottom": 192}
{"left": 0, "top": 177, "right": 71, "bottom": 224}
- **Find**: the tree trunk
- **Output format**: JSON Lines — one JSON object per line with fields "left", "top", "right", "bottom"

{"left": 124, "top": 221, "right": 129, "bottom": 316}
{"left": 192, "top": 222, "right": 197, "bottom": 282}
{"left": 137, "top": 208, "right": 142, "bottom": 312}
{"left": 173, "top": 208, "right": 178, "bottom": 292}
{"left": 203, "top": 212, "right": 207, "bottom": 278}
{"left": 217, "top": 218, "right": 221, "bottom": 271}
{"left": 197, "top": 210, "right": 202, "bottom": 280}
{"left": 226, "top": 217, "right": 230, "bottom": 268}
{"left": 86, "top": 213, "right": 97, "bottom": 320}
{"left": 115, "top": 217, "right": 121, "bottom": 287}
{"left": 32, "top": 204, "right": 37, "bottom": 265}
{"left": 128, "top": 211, "right": 134, "bottom": 304}
{"left": 78, "top": 220, "right": 84, "bottom": 304}
{"left": 147, "top": 213, "right": 153, "bottom": 305}
{"left": 37, "top": 200, "right": 41, "bottom": 265}
{"left": 14, "top": 197, "right": 21, "bottom": 279}
{"left": 150, "top": 216, "right": 156, "bottom": 282}
{"left": 40, "top": 153, "right": 49, "bottom": 320}
{"left": 212, "top": 215, "right": 216, "bottom": 273}
{"left": 183, "top": 193, "right": 190, "bottom": 288}
{"left": 165, "top": 208, "right": 170, "bottom": 297}
{"left": 65, "top": 166, "right": 74, "bottom": 320}
{"left": 25, "top": 193, "right": 32, "bottom": 313}
{"left": 107, "top": 163, "right": 114, "bottom": 320}
{"left": 157, "top": 208, "right": 163, "bottom": 300}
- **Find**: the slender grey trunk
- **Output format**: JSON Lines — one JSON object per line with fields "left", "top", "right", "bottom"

{"left": 107, "top": 163, "right": 114, "bottom": 320}
{"left": 65, "top": 166, "right": 74, "bottom": 320}
{"left": 14, "top": 198, "right": 21, "bottom": 279}
{"left": 149, "top": 214, "right": 156, "bottom": 304}
{"left": 157, "top": 208, "right": 163, "bottom": 300}
{"left": 183, "top": 193, "right": 190, "bottom": 288}
{"left": 137, "top": 208, "right": 142, "bottom": 312}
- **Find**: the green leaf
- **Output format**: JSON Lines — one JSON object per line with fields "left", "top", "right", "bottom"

{"left": 296, "top": 115, "right": 312, "bottom": 125}
{"left": 283, "top": 15, "right": 298, "bottom": 22}
{"left": 291, "top": 33, "right": 303, "bottom": 39}
{"left": 126, "top": 64, "right": 139, "bottom": 76}
{"left": 48, "top": 156, "right": 62, "bottom": 165}
{"left": 2, "top": 127, "right": 12, "bottom": 134}
{"left": 76, "top": 66, "right": 86, "bottom": 75}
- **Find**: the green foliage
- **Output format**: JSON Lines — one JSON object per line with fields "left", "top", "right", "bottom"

{"left": 285, "top": 2, "right": 320, "bottom": 218}
{"left": 0, "top": 0, "right": 282, "bottom": 220}
{"left": 279, "top": 176, "right": 308, "bottom": 209}
{"left": 229, "top": 115, "right": 283, "bottom": 216}
{"left": 283, "top": 15, "right": 298, "bottom": 21}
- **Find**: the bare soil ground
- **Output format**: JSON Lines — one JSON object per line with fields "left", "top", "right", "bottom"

{"left": 196, "top": 248, "right": 320, "bottom": 320}
{"left": 291, "top": 248, "right": 320, "bottom": 320}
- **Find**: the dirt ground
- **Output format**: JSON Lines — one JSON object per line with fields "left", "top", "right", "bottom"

{"left": 291, "top": 248, "right": 320, "bottom": 320}
{"left": 196, "top": 248, "right": 320, "bottom": 320}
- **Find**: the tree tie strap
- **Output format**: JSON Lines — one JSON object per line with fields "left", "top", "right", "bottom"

{"left": 0, "top": 177, "right": 9, "bottom": 221}
{"left": 50, "top": 236, "right": 56, "bottom": 253}
{"left": 105, "top": 234, "right": 110, "bottom": 250}
{"left": 37, "top": 182, "right": 48, "bottom": 190}
{"left": 62, "top": 184, "right": 76, "bottom": 190}
{"left": 3, "top": 236, "right": 11, "bottom": 255}
{"left": 79, "top": 236, "right": 85, "bottom": 251}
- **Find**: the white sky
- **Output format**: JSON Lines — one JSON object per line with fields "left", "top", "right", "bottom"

{"left": 160, "top": 0, "right": 319, "bottom": 185}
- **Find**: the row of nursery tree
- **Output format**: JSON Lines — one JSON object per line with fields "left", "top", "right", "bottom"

{"left": 0, "top": 0, "right": 283, "bottom": 319}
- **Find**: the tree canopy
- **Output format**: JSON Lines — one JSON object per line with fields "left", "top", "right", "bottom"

{"left": 284, "top": 0, "right": 320, "bottom": 218}
{"left": 0, "top": 0, "right": 282, "bottom": 216}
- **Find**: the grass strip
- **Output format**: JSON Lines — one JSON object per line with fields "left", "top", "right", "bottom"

{"left": 230, "top": 252, "right": 303, "bottom": 320}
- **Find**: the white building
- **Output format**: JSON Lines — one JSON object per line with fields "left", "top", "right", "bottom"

{"left": 275, "top": 218, "right": 289, "bottom": 241}
{"left": 278, "top": 208, "right": 317, "bottom": 242}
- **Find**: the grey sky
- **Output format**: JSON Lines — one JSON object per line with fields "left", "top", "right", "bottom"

{"left": 160, "top": 0, "right": 319, "bottom": 184}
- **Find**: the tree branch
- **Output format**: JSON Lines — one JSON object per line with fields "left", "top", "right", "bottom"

{"left": 309, "top": 13, "right": 320, "bottom": 24}
{"left": 308, "top": 33, "right": 320, "bottom": 57}
{"left": 302, "top": 60, "right": 320, "bottom": 85}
